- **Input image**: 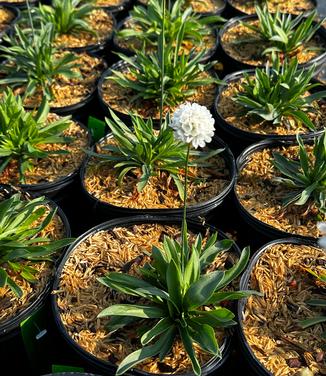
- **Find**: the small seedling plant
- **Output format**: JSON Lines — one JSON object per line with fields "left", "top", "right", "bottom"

{"left": 0, "top": 90, "right": 72, "bottom": 183}
{"left": 242, "top": 6, "right": 325, "bottom": 57}
{"left": 233, "top": 56, "right": 326, "bottom": 130}
{"left": 0, "top": 193, "right": 74, "bottom": 297}
{"left": 273, "top": 131, "right": 326, "bottom": 216}
{"left": 88, "top": 109, "right": 222, "bottom": 199}
{"left": 0, "top": 23, "right": 80, "bottom": 100}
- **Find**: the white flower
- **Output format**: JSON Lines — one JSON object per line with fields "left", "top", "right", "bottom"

{"left": 318, "top": 222, "right": 326, "bottom": 249}
{"left": 170, "top": 102, "right": 215, "bottom": 149}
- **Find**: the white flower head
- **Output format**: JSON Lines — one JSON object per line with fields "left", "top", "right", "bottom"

{"left": 318, "top": 222, "right": 326, "bottom": 249}
{"left": 170, "top": 102, "right": 215, "bottom": 149}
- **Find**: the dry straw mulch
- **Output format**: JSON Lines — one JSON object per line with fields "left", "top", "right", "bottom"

{"left": 0, "top": 206, "right": 65, "bottom": 325}
{"left": 221, "top": 20, "right": 325, "bottom": 67}
{"left": 84, "top": 139, "right": 230, "bottom": 209}
{"left": 236, "top": 145, "right": 325, "bottom": 237}
{"left": 243, "top": 243, "right": 326, "bottom": 376}
{"left": 229, "top": 0, "right": 315, "bottom": 15}
{"left": 0, "top": 116, "right": 88, "bottom": 186}
{"left": 101, "top": 71, "right": 217, "bottom": 120}
{"left": 95, "top": 0, "right": 126, "bottom": 6}
{"left": 55, "top": 223, "right": 237, "bottom": 374}
{"left": 218, "top": 79, "right": 326, "bottom": 136}
{"left": 137, "top": 0, "right": 224, "bottom": 13}
{"left": 55, "top": 9, "right": 114, "bottom": 49}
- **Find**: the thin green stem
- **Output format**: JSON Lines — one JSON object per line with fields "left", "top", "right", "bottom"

{"left": 26, "top": 0, "right": 35, "bottom": 37}
{"left": 159, "top": 0, "right": 166, "bottom": 128}
{"left": 181, "top": 144, "right": 190, "bottom": 272}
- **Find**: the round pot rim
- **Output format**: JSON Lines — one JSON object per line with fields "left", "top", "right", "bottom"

{"left": 236, "top": 236, "right": 322, "bottom": 376}
{"left": 234, "top": 137, "right": 319, "bottom": 240}
{"left": 80, "top": 132, "right": 236, "bottom": 215}
{"left": 0, "top": 4, "right": 20, "bottom": 37}
{"left": 112, "top": 15, "right": 219, "bottom": 63}
{"left": 51, "top": 215, "right": 240, "bottom": 376}
{"left": 213, "top": 69, "right": 325, "bottom": 141}
{"left": 226, "top": 0, "right": 318, "bottom": 17}
{"left": 218, "top": 13, "right": 326, "bottom": 70}
{"left": 0, "top": 186, "right": 71, "bottom": 338}
{"left": 3, "top": 120, "right": 92, "bottom": 193}
{"left": 97, "top": 59, "right": 219, "bottom": 123}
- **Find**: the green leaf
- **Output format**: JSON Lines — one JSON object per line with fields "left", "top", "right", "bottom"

{"left": 116, "top": 327, "right": 175, "bottom": 376}
{"left": 141, "top": 318, "right": 173, "bottom": 345}
{"left": 178, "top": 326, "right": 201, "bottom": 376}
{"left": 299, "top": 316, "right": 326, "bottom": 329}
{"left": 97, "top": 304, "right": 165, "bottom": 319}
{"left": 184, "top": 270, "right": 225, "bottom": 310}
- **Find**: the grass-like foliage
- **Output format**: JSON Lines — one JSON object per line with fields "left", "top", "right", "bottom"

{"left": 233, "top": 56, "right": 326, "bottom": 130}
{"left": 88, "top": 110, "right": 222, "bottom": 199}
{"left": 33, "top": 0, "right": 96, "bottom": 36}
{"left": 242, "top": 6, "right": 324, "bottom": 56}
{"left": 110, "top": 21, "right": 220, "bottom": 107}
{"left": 0, "top": 23, "right": 80, "bottom": 99}
{"left": 0, "top": 90, "right": 72, "bottom": 183}
{"left": 273, "top": 131, "right": 326, "bottom": 214}
{"left": 118, "top": 0, "right": 224, "bottom": 49}
{"left": 0, "top": 193, "right": 74, "bottom": 297}
{"left": 98, "top": 229, "right": 255, "bottom": 375}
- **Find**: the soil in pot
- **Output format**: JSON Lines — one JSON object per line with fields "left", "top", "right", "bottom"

{"left": 21, "top": 8, "right": 114, "bottom": 51}
{"left": 228, "top": 0, "right": 316, "bottom": 15}
{"left": 241, "top": 241, "right": 325, "bottom": 376}
{"left": 54, "top": 222, "right": 238, "bottom": 374}
{"left": 100, "top": 67, "right": 217, "bottom": 120}
{"left": 217, "top": 75, "right": 326, "bottom": 137}
{"left": 0, "top": 115, "right": 89, "bottom": 187}
{"left": 114, "top": 17, "right": 217, "bottom": 57}
{"left": 0, "top": 191, "right": 68, "bottom": 330}
{"left": 83, "top": 137, "right": 231, "bottom": 210}
{"left": 137, "top": 0, "right": 225, "bottom": 14}
{"left": 94, "top": 0, "right": 128, "bottom": 9}
{"left": 236, "top": 143, "right": 325, "bottom": 238}
{"left": 221, "top": 18, "right": 326, "bottom": 67}
{"left": 0, "top": 53, "right": 106, "bottom": 110}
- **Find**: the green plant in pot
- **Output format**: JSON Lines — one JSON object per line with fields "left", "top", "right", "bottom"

{"left": 19, "top": 0, "right": 114, "bottom": 50}
{"left": 103, "top": 23, "right": 221, "bottom": 119}
{"left": 0, "top": 89, "right": 76, "bottom": 185}
{"left": 273, "top": 131, "right": 326, "bottom": 218}
{"left": 87, "top": 107, "right": 223, "bottom": 201}
{"left": 231, "top": 56, "right": 326, "bottom": 133}
{"left": 242, "top": 6, "right": 324, "bottom": 58}
{"left": 0, "top": 192, "right": 74, "bottom": 298}
{"left": 0, "top": 23, "right": 80, "bottom": 101}
{"left": 96, "top": 102, "right": 258, "bottom": 375}
{"left": 116, "top": 0, "right": 224, "bottom": 54}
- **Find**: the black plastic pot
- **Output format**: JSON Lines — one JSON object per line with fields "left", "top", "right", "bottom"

{"left": 97, "top": 60, "right": 220, "bottom": 127}
{"left": 213, "top": 69, "right": 325, "bottom": 154}
{"left": 234, "top": 138, "right": 318, "bottom": 241}
{"left": 43, "top": 374, "right": 100, "bottom": 376}
{"left": 0, "top": 184, "right": 71, "bottom": 341}
{"left": 0, "top": 5, "right": 20, "bottom": 41}
{"left": 225, "top": 0, "right": 317, "bottom": 18}
{"left": 0, "top": 0, "right": 38, "bottom": 9}
{"left": 80, "top": 134, "right": 236, "bottom": 222}
{"left": 236, "top": 236, "right": 321, "bottom": 376}
{"left": 52, "top": 215, "right": 240, "bottom": 375}
{"left": 218, "top": 14, "right": 326, "bottom": 75}
{"left": 3, "top": 121, "right": 91, "bottom": 202}
{"left": 112, "top": 16, "right": 219, "bottom": 64}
